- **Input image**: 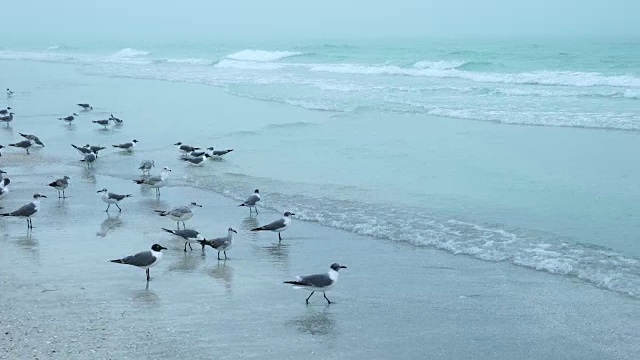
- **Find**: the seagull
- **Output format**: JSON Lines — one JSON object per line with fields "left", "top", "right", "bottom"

{"left": 92, "top": 119, "right": 112, "bottom": 129}
{"left": 80, "top": 152, "right": 97, "bottom": 168}
{"left": 85, "top": 144, "right": 106, "bottom": 157}
{"left": 139, "top": 160, "right": 155, "bottom": 175}
{"left": 9, "top": 139, "right": 32, "bottom": 154}
{"left": 0, "top": 112, "right": 14, "bottom": 127}
{"left": 154, "top": 202, "right": 201, "bottom": 229}
{"left": 6, "top": 89, "right": 13, "bottom": 97}
{"left": 110, "top": 244, "right": 167, "bottom": 282}
{"left": 48, "top": 176, "right": 70, "bottom": 198}
{"left": 59, "top": 113, "right": 79, "bottom": 124}
{"left": 133, "top": 166, "right": 171, "bottom": 196}
{"left": 162, "top": 228, "right": 205, "bottom": 252}
{"left": 181, "top": 153, "right": 211, "bottom": 166}
{"left": 197, "top": 227, "right": 237, "bottom": 260}
{"left": 1, "top": 193, "right": 47, "bottom": 229}
{"left": 238, "top": 189, "right": 260, "bottom": 214}
{"left": 97, "top": 188, "right": 131, "bottom": 212}
{"left": 174, "top": 142, "right": 200, "bottom": 153}
{"left": 19, "top": 133, "right": 44, "bottom": 147}
{"left": 112, "top": 139, "right": 138, "bottom": 151}
{"left": 251, "top": 211, "right": 294, "bottom": 241}
{"left": 284, "top": 263, "right": 347, "bottom": 304}
{"left": 0, "top": 107, "right": 11, "bottom": 115}
{"left": 108, "top": 114, "right": 124, "bottom": 124}
{"left": 0, "top": 178, "right": 11, "bottom": 202}
{"left": 210, "top": 148, "right": 234, "bottom": 157}
{"left": 77, "top": 103, "right": 93, "bottom": 111}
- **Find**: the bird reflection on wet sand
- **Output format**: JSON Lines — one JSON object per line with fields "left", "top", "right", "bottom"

{"left": 206, "top": 260, "right": 234, "bottom": 295}
{"left": 287, "top": 308, "right": 337, "bottom": 337}
{"left": 97, "top": 213, "right": 124, "bottom": 237}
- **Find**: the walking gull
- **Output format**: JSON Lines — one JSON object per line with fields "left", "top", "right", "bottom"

{"left": 181, "top": 153, "right": 211, "bottom": 166}
{"left": 48, "top": 176, "right": 70, "bottom": 198}
{"left": 174, "top": 142, "right": 200, "bottom": 153}
{"left": 162, "top": 228, "right": 206, "bottom": 252}
{"left": 109, "top": 114, "right": 124, "bottom": 124}
{"left": 59, "top": 113, "right": 79, "bottom": 124}
{"left": 198, "top": 227, "right": 237, "bottom": 260}
{"left": 239, "top": 189, "right": 260, "bottom": 214}
{"left": 77, "top": 103, "right": 93, "bottom": 111}
{"left": 1, "top": 193, "right": 47, "bottom": 229}
{"left": 97, "top": 188, "right": 131, "bottom": 212}
{"left": 251, "top": 211, "right": 294, "bottom": 241}
{"left": 155, "top": 202, "right": 201, "bottom": 229}
{"left": 0, "top": 112, "right": 13, "bottom": 127}
{"left": 80, "top": 152, "right": 97, "bottom": 168}
{"left": 110, "top": 244, "right": 167, "bottom": 282}
{"left": 134, "top": 166, "right": 171, "bottom": 196}
{"left": 284, "top": 263, "right": 347, "bottom": 304}
{"left": 93, "top": 119, "right": 112, "bottom": 129}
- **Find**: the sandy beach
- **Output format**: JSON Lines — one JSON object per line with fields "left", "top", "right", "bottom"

{"left": 0, "top": 60, "right": 638, "bottom": 359}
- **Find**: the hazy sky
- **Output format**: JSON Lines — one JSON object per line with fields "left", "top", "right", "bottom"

{"left": 2, "top": 0, "right": 638, "bottom": 44}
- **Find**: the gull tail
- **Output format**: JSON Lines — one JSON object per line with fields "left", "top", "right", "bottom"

{"left": 251, "top": 226, "right": 265, "bottom": 232}
{"left": 133, "top": 179, "right": 145, "bottom": 184}
{"left": 238, "top": 203, "right": 246, "bottom": 207}
{"left": 1, "top": 213, "right": 10, "bottom": 217}
{"left": 283, "top": 281, "right": 307, "bottom": 286}
{"left": 154, "top": 210, "right": 167, "bottom": 216}
{"left": 111, "top": 145, "right": 120, "bottom": 148}
{"left": 197, "top": 239, "right": 210, "bottom": 249}
{"left": 109, "top": 259, "right": 124, "bottom": 264}
{"left": 162, "top": 228, "right": 176, "bottom": 235}
{"left": 48, "top": 182, "right": 58, "bottom": 187}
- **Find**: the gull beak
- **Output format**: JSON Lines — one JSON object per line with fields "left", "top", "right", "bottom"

{"left": 174, "top": 142, "right": 181, "bottom": 145}
{"left": 232, "top": 229, "right": 238, "bottom": 233}
{"left": 96, "top": 190, "right": 101, "bottom": 193}
{"left": 160, "top": 246, "right": 168, "bottom": 250}
{"left": 340, "top": 265, "right": 347, "bottom": 269}
{"left": 291, "top": 213, "right": 296, "bottom": 216}
{"left": 41, "top": 195, "right": 48, "bottom": 198}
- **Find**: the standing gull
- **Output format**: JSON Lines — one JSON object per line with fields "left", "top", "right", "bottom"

{"left": 197, "top": 227, "right": 237, "bottom": 260}
{"left": 209, "top": 147, "right": 234, "bottom": 157}
{"left": 181, "top": 153, "right": 211, "bottom": 166}
{"left": 0, "top": 112, "right": 14, "bottom": 127}
{"left": 48, "top": 176, "right": 70, "bottom": 198}
{"left": 80, "top": 152, "right": 97, "bottom": 168}
{"left": 251, "top": 211, "right": 295, "bottom": 241}
{"left": 59, "top": 113, "right": 79, "bottom": 124}
{"left": 77, "top": 103, "right": 93, "bottom": 111}
{"left": 85, "top": 144, "right": 106, "bottom": 157}
{"left": 97, "top": 188, "right": 131, "bottom": 212}
{"left": 9, "top": 139, "right": 32, "bottom": 154}
{"left": 112, "top": 139, "right": 138, "bottom": 151}
{"left": 154, "top": 202, "right": 202, "bottom": 229}
{"left": 139, "top": 160, "right": 155, "bottom": 175}
{"left": 20, "top": 133, "right": 45, "bottom": 147}
{"left": 284, "top": 263, "right": 347, "bottom": 304}
{"left": 162, "top": 228, "right": 206, "bottom": 252}
{"left": 1, "top": 193, "right": 47, "bottom": 229}
{"left": 133, "top": 166, "right": 171, "bottom": 196}
{"left": 110, "top": 244, "right": 167, "bottom": 282}
{"left": 92, "top": 119, "right": 112, "bottom": 129}
{"left": 239, "top": 189, "right": 260, "bottom": 214}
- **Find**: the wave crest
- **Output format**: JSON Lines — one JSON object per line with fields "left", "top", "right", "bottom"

{"left": 225, "top": 49, "right": 303, "bottom": 62}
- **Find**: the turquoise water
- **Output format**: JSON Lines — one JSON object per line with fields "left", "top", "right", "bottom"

{"left": 1, "top": 38, "right": 639, "bottom": 298}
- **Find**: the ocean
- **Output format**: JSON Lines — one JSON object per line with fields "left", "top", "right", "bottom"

{"left": 1, "top": 38, "right": 639, "bottom": 300}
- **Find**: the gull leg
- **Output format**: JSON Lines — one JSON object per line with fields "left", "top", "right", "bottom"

{"left": 323, "top": 293, "right": 333, "bottom": 304}
{"left": 256, "top": 208, "right": 259, "bottom": 215}
{"left": 176, "top": 221, "right": 180, "bottom": 230}
{"left": 116, "top": 203, "right": 122, "bottom": 212}
{"left": 184, "top": 242, "right": 188, "bottom": 252}
{"left": 217, "top": 251, "right": 221, "bottom": 260}
{"left": 146, "top": 269, "right": 150, "bottom": 282}
{"left": 62, "top": 189, "right": 66, "bottom": 199}
{"left": 306, "top": 292, "right": 315, "bottom": 304}
{"left": 188, "top": 243, "right": 193, "bottom": 251}
{"left": 106, "top": 204, "right": 110, "bottom": 212}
